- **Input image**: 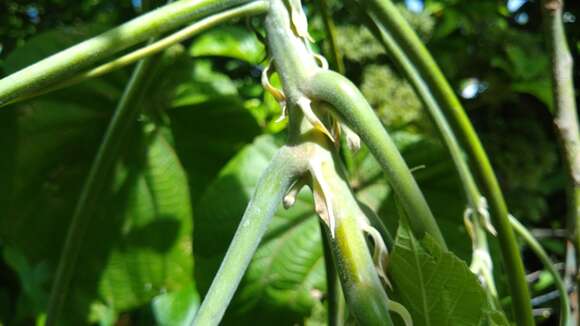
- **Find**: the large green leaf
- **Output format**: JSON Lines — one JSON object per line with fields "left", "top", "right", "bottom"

{"left": 0, "top": 20, "right": 266, "bottom": 324}
{"left": 387, "top": 221, "right": 493, "bottom": 326}
{"left": 189, "top": 25, "right": 265, "bottom": 64}
{"left": 194, "top": 135, "right": 326, "bottom": 325}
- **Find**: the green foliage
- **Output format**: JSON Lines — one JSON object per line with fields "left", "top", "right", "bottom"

{"left": 190, "top": 25, "right": 266, "bottom": 64}
{"left": 0, "top": 0, "right": 576, "bottom": 324}
{"left": 194, "top": 135, "right": 326, "bottom": 325}
{"left": 387, "top": 221, "right": 507, "bottom": 326}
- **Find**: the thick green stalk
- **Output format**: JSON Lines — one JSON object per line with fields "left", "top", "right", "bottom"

{"left": 306, "top": 70, "right": 446, "bottom": 248}
{"left": 510, "top": 215, "right": 571, "bottom": 325}
{"left": 541, "top": 2, "right": 580, "bottom": 317}
{"left": 265, "top": 0, "right": 395, "bottom": 322}
{"left": 356, "top": 0, "right": 533, "bottom": 323}
{"left": 315, "top": 140, "right": 394, "bottom": 325}
{"left": 0, "top": 0, "right": 253, "bottom": 106}
{"left": 3, "top": 1, "right": 269, "bottom": 107}
{"left": 46, "top": 41, "right": 162, "bottom": 326}
{"left": 191, "top": 147, "right": 301, "bottom": 326}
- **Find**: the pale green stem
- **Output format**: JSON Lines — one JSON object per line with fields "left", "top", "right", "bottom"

{"left": 0, "top": 0, "right": 254, "bottom": 106}
{"left": 315, "top": 0, "right": 345, "bottom": 74}
{"left": 541, "top": 2, "right": 580, "bottom": 321}
{"left": 3, "top": 1, "right": 269, "bottom": 107}
{"left": 362, "top": 8, "right": 500, "bottom": 306}
{"left": 264, "top": 0, "right": 395, "bottom": 322}
{"left": 191, "top": 147, "right": 302, "bottom": 326}
{"left": 305, "top": 70, "right": 446, "bottom": 248}
{"left": 320, "top": 220, "right": 346, "bottom": 326}
{"left": 315, "top": 140, "right": 394, "bottom": 326}
{"left": 356, "top": 0, "right": 533, "bottom": 323}
{"left": 46, "top": 40, "right": 162, "bottom": 326}
{"left": 510, "top": 215, "right": 571, "bottom": 326}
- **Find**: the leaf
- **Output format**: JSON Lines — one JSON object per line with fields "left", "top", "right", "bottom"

{"left": 151, "top": 283, "right": 199, "bottom": 326}
{"left": 190, "top": 25, "right": 266, "bottom": 64}
{"left": 2, "top": 246, "right": 50, "bottom": 320}
{"left": 387, "top": 221, "right": 490, "bottom": 326}
{"left": 194, "top": 135, "right": 326, "bottom": 324}
{"left": 0, "top": 25, "right": 198, "bottom": 324}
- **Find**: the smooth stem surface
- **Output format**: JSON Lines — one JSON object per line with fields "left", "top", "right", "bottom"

{"left": 0, "top": 0, "right": 253, "bottom": 106}
{"left": 315, "top": 0, "right": 345, "bottom": 74}
{"left": 363, "top": 11, "right": 481, "bottom": 208}
{"left": 46, "top": 41, "right": 161, "bottom": 326}
{"left": 3, "top": 1, "right": 269, "bottom": 107}
{"left": 510, "top": 215, "right": 571, "bottom": 325}
{"left": 316, "top": 143, "right": 393, "bottom": 325}
{"left": 320, "top": 220, "right": 345, "bottom": 326}
{"left": 541, "top": 2, "right": 580, "bottom": 316}
{"left": 306, "top": 70, "right": 446, "bottom": 248}
{"left": 357, "top": 0, "right": 533, "bottom": 323}
{"left": 191, "top": 148, "right": 299, "bottom": 326}
{"left": 362, "top": 7, "right": 500, "bottom": 306}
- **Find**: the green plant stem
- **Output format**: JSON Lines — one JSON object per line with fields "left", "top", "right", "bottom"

{"left": 360, "top": 6, "right": 501, "bottom": 307}
{"left": 46, "top": 40, "right": 162, "bottom": 326}
{"left": 541, "top": 2, "right": 580, "bottom": 319}
{"left": 315, "top": 0, "right": 345, "bottom": 74}
{"left": 315, "top": 140, "right": 393, "bottom": 325}
{"left": 191, "top": 147, "right": 302, "bottom": 326}
{"left": 3, "top": 1, "right": 269, "bottom": 107}
{"left": 320, "top": 220, "right": 346, "bottom": 326}
{"left": 510, "top": 215, "right": 571, "bottom": 325}
{"left": 0, "top": 0, "right": 254, "bottom": 107}
{"left": 306, "top": 70, "right": 446, "bottom": 248}
{"left": 356, "top": 0, "right": 533, "bottom": 323}
{"left": 265, "top": 0, "right": 394, "bottom": 322}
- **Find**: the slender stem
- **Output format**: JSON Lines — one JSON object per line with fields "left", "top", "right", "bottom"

{"left": 0, "top": 0, "right": 254, "bottom": 107}
{"left": 315, "top": 0, "right": 345, "bottom": 74}
{"left": 306, "top": 70, "right": 446, "bottom": 248}
{"left": 191, "top": 147, "right": 301, "bottom": 326}
{"left": 46, "top": 40, "right": 162, "bottom": 325}
{"left": 360, "top": 7, "right": 501, "bottom": 308}
{"left": 356, "top": 0, "right": 533, "bottom": 323}
{"left": 3, "top": 1, "right": 269, "bottom": 107}
{"left": 320, "top": 220, "right": 345, "bottom": 326}
{"left": 510, "top": 215, "right": 571, "bottom": 326}
{"left": 541, "top": 2, "right": 580, "bottom": 321}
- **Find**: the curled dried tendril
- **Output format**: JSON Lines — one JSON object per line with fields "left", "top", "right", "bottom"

{"left": 387, "top": 299, "right": 414, "bottom": 326}
{"left": 261, "top": 60, "right": 287, "bottom": 122}
{"left": 297, "top": 96, "right": 336, "bottom": 142}
{"left": 362, "top": 224, "right": 391, "bottom": 288}
{"left": 283, "top": 177, "right": 307, "bottom": 209}
{"left": 477, "top": 197, "right": 496, "bottom": 236}
{"left": 309, "top": 156, "right": 337, "bottom": 237}
{"left": 463, "top": 202, "right": 496, "bottom": 293}
{"left": 287, "top": 0, "right": 314, "bottom": 43}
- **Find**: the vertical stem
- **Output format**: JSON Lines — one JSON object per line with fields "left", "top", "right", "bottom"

{"left": 541, "top": 2, "right": 580, "bottom": 321}
{"left": 191, "top": 148, "right": 300, "bottom": 326}
{"left": 315, "top": 143, "right": 394, "bottom": 325}
{"left": 360, "top": 7, "right": 501, "bottom": 309}
{"left": 46, "top": 40, "right": 161, "bottom": 326}
{"left": 320, "top": 220, "right": 345, "bottom": 326}
{"left": 315, "top": 0, "right": 345, "bottom": 74}
{"left": 356, "top": 0, "right": 533, "bottom": 323}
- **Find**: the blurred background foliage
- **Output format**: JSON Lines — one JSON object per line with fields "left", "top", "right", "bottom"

{"left": 0, "top": 0, "right": 578, "bottom": 324}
